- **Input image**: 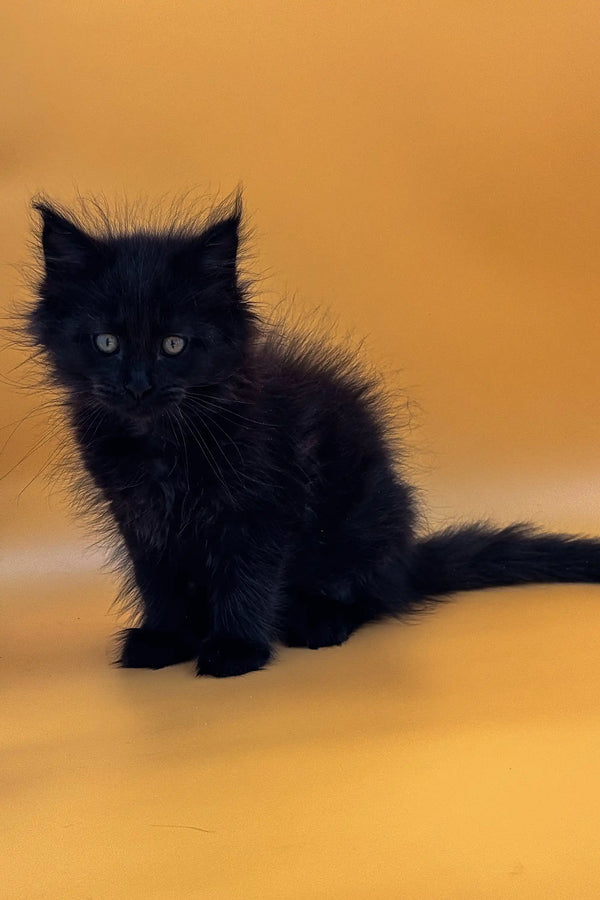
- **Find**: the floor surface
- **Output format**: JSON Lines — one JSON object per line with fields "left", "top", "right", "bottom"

{"left": 3, "top": 472, "right": 600, "bottom": 898}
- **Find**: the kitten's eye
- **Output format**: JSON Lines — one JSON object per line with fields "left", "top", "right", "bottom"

{"left": 161, "top": 336, "right": 187, "bottom": 356}
{"left": 94, "top": 333, "right": 120, "bottom": 354}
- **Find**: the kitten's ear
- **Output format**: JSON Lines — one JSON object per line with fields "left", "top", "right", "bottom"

{"left": 173, "top": 210, "right": 241, "bottom": 284}
{"left": 201, "top": 213, "right": 241, "bottom": 272}
{"left": 34, "top": 202, "right": 102, "bottom": 274}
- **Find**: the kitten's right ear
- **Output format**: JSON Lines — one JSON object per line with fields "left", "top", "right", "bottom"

{"left": 34, "top": 202, "right": 101, "bottom": 274}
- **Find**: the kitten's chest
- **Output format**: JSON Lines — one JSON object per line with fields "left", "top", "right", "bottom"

{"left": 98, "top": 434, "right": 188, "bottom": 547}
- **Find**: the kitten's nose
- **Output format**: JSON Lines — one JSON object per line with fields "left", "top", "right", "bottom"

{"left": 125, "top": 385, "right": 153, "bottom": 401}
{"left": 125, "top": 372, "right": 153, "bottom": 401}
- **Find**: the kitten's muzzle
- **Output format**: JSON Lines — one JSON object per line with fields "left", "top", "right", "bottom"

{"left": 124, "top": 383, "right": 154, "bottom": 401}
{"left": 124, "top": 373, "right": 153, "bottom": 401}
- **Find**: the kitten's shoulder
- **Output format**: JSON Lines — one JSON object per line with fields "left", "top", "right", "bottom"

{"left": 252, "top": 319, "right": 383, "bottom": 409}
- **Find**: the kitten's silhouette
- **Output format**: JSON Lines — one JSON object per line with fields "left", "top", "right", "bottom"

{"left": 27, "top": 198, "right": 600, "bottom": 677}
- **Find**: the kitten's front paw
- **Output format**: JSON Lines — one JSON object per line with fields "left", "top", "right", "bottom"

{"left": 118, "top": 627, "right": 196, "bottom": 669}
{"left": 196, "top": 636, "right": 272, "bottom": 677}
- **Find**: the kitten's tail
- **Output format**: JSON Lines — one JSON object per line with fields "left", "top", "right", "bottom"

{"left": 408, "top": 523, "right": 600, "bottom": 601}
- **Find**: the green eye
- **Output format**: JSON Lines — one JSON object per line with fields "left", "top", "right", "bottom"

{"left": 162, "top": 336, "right": 187, "bottom": 356}
{"left": 94, "top": 333, "right": 120, "bottom": 354}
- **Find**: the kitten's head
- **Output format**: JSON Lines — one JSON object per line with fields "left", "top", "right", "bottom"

{"left": 29, "top": 198, "right": 254, "bottom": 427}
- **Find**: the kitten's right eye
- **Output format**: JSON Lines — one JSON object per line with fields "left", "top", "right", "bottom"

{"left": 94, "top": 333, "right": 120, "bottom": 354}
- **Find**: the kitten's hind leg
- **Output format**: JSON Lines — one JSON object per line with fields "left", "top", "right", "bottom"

{"left": 118, "top": 627, "right": 198, "bottom": 669}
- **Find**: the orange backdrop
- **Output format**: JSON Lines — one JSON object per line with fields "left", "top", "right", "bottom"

{"left": 2, "top": 3, "right": 600, "bottom": 898}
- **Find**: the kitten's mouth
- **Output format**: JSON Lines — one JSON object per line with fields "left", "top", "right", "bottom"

{"left": 114, "top": 400, "right": 177, "bottom": 435}
{"left": 121, "top": 398, "right": 176, "bottom": 421}
{"left": 91, "top": 386, "right": 181, "bottom": 422}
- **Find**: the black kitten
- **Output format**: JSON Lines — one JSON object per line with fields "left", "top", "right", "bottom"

{"left": 27, "top": 198, "right": 600, "bottom": 677}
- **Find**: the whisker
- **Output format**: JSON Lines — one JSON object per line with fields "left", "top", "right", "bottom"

{"left": 16, "top": 440, "right": 66, "bottom": 498}
{"left": 167, "top": 408, "right": 190, "bottom": 491}
{"left": 179, "top": 400, "right": 280, "bottom": 493}
{"left": 168, "top": 409, "right": 197, "bottom": 536}
{"left": 183, "top": 393, "right": 276, "bottom": 428}
{"left": 0, "top": 424, "right": 63, "bottom": 484}
{"left": 177, "top": 406, "right": 237, "bottom": 505}
{"left": 0, "top": 400, "right": 62, "bottom": 449}
{"left": 180, "top": 400, "right": 244, "bottom": 469}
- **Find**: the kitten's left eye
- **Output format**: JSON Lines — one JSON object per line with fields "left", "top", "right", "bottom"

{"left": 161, "top": 336, "right": 187, "bottom": 356}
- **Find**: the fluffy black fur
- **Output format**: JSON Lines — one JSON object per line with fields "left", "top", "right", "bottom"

{"left": 27, "top": 197, "right": 600, "bottom": 677}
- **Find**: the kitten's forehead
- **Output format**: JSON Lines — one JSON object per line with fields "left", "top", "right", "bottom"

{"left": 98, "top": 236, "right": 185, "bottom": 328}
{"left": 112, "top": 234, "right": 176, "bottom": 290}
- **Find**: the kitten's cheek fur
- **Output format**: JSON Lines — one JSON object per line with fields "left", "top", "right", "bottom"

{"left": 195, "top": 636, "right": 273, "bottom": 678}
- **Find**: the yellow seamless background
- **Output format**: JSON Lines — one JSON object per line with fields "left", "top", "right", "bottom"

{"left": 2, "top": 3, "right": 600, "bottom": 897}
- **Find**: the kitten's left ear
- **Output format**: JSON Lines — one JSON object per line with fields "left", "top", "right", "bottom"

{"left": 201, "top": 210, "right": 241, "bottom": 272}
{"left": 173, "top": 208, "right": 241, "bottom": 284}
